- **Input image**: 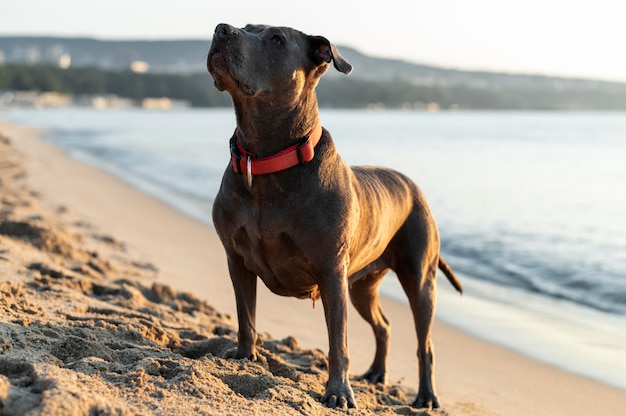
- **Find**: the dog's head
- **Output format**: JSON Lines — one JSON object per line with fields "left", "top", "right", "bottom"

{"left": 207, "top": 23, "right": 352, "bottom": 102}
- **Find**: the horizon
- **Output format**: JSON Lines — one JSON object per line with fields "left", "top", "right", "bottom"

{"left": 1, "top": 0, "right": 625, "bottom": 83}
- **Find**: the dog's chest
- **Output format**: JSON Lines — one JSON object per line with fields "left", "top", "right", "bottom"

{"left": 213, "top": 165, "right": 351, "bottom": 298}
{"left": 232, "top": 219, "right": 321, "bottom": 298}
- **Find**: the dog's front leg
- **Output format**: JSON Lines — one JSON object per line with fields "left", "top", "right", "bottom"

{"left": 319, "top": 266, "right": 357, "bottom": 410}
{"left": 227, "top": 255, "right": 258, "bottom": 360}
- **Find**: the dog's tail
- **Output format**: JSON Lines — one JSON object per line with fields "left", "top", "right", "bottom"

{"left": 438, "top": 257, "right": 463, "bottom": 294}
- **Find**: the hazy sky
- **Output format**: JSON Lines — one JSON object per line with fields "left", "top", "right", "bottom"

{"left": 1, "top": 0, "right": 625, "bottom": 82}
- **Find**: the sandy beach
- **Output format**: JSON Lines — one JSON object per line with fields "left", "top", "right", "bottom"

{"left": 1, "top": 119, "right": 625, "bottom": 415}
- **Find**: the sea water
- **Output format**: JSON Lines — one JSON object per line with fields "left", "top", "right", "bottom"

{"left": 3, "top": 107, "right": 626, "bottom": 389}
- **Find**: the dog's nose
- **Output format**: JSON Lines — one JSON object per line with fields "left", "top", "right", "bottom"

{"left": 215, "top": 23, "right": 238, "bottom": 38}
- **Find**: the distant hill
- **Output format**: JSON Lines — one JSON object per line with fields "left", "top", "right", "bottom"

{"left": 2, "top": 36, "right": 626, "bottom": 110}
{"left": 0, "top": 37, "right": 210, "bottom": 73}
{"left": 2, "top": 36, "right": 625, "bottom": 94}
{"left": 333, "top": 46, "right": 626, "bottom": 94}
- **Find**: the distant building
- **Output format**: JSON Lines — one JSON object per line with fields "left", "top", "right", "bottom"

{"left": 74, "top": 94, "right": 135, "bottom": 109}
{"left": 39, "top": 92, "right": 72, "bottom": 107}
{"left": 44, "top": 44, "right": 72, "bottom": 68}
{"left": 0, "top": 90, "right": 139, "bottom": 109}
{"left": 58, "top": 54, "right": 71, "bottom": 69}
{"left": 425, "top": 102, "right": 440, "bottom": 112}
{"left": 142, "top": 97, "right": 190, "bottom": 109}
{"left": 1, "top": 91, "right": 71, "bottom": 108}
{"left": 131, "top": 61, "right": 149, "bottom": 73}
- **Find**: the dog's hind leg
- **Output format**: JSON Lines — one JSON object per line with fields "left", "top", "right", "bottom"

{"left": 395, "top": 257, "right": 441, "bottom": 409}
{"left": 349, "top": 269, "right": 391, "bottom": 384}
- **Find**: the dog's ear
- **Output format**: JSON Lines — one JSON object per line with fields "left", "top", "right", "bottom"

{"left": 308, "top": 35, "right": 353, "bottom": 75}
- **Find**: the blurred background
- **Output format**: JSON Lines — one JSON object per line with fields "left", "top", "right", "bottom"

{"left": 1, "top": 0, "right": 626, "bottom": 109}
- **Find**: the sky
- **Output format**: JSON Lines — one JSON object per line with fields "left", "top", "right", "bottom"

{"left": 1, "top": 0, "right": 625, "bottom": 82}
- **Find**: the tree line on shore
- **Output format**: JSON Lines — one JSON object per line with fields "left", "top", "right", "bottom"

{"left": 2, "top": 65, "right": 626, "bottom": 110}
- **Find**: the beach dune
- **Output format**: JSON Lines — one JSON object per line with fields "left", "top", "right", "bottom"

{"left": 1, "top": 121, "right": 625, "bottom": 415}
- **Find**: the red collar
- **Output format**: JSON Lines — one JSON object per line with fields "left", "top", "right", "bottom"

{"left": 229, "top": 121, "right": 323, "bottom": 178}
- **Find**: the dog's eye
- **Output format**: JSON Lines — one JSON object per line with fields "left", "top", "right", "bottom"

{"left": 271, "top": 35, "right": 284, "bottom": 46}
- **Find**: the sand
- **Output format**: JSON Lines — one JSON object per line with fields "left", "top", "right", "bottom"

{"left": 1, "top": 120, "right": 625, "bottom": 416}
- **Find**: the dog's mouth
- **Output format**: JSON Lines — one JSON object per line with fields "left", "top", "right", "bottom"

{"left": 207, "top": 48, "right": 256, "bottom": 97}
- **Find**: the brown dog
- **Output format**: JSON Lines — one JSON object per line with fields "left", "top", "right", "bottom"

{"left": 207, "top": 23, "right": 462, "bottom": 410}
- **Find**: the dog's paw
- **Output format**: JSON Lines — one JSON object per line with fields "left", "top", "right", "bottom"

{"left": 412, "top": 391, "right": 441, "bottom": 409}
{"left": 359, "top": 366, "right": 387, "bottom": 384}
{"left": 223, "top": 346, "right": 257, "bottom": 361}
{"left": 321, "top": 384, "right": 357, "bottom": 410}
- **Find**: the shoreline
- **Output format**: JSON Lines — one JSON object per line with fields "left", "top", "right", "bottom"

{"left": 2, "top": 119, "right": 625, "bottom": 415}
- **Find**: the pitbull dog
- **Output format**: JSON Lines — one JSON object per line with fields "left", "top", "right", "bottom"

{"left": 207, "top": 23, "right": 462, "bottom": 410}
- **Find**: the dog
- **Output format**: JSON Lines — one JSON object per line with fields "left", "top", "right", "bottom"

{"left": 207, "top": 23, "right": 463, "bottom": 410}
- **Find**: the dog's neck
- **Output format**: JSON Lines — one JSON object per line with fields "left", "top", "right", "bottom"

{"left": 231, "top": 93, "right": 321, "bottom": 158}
